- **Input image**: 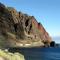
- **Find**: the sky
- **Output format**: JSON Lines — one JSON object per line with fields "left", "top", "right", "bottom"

{"left": 0, "top": 0, "right": 60, "bottom": 43}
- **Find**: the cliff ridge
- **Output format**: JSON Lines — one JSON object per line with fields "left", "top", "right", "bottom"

{"left": 0, "top": 3, "right": 51, "bottom": 48}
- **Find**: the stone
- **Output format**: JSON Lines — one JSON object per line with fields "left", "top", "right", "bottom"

{"left": 0, "top": 49, "right": 25, "bottom": 60}
{"left": 0, "top": 3, "right": 5, "bottom": 13}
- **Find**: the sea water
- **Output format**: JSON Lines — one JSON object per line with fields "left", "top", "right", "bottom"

{"left": 18, "top": 47, "right": 60, "bottom": 60}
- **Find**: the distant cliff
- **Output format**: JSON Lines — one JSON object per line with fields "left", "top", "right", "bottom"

{"left": 0, "top": 3, "right": 51, "bottom": 48}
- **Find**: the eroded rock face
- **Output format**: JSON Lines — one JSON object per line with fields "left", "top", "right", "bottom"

{"left": 0, "top": 3, "right": 51, "bottom": 47}
{"left": 0, "top": 3, "right": 5, "bottom": 13}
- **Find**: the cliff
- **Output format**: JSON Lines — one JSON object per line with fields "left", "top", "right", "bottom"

{"left": 0, "top": 3, "right": 51, "bottom": 48}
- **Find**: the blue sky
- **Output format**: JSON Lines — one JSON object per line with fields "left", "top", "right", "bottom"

{"left": 0, "top": 0, "right": 60, "bottom": 43}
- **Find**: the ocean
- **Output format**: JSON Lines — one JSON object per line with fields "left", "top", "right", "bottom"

{"left": 9, "top": 47, "right": 60, "bottom": 60}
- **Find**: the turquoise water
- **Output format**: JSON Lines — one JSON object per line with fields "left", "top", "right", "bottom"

{"left": 9, "top": 47, "right": 60, "bottom": 60}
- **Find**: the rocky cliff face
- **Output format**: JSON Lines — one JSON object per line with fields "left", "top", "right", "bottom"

{"left": 0, "top": 3, "right": 51, "bottom": 48}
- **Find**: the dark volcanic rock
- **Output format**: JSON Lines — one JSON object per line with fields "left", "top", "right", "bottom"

{"left": 0, "top": 3, "right": 52, "bottom": 48}
{"left": 50, "top": 41, "right": 56, "bottom": 47}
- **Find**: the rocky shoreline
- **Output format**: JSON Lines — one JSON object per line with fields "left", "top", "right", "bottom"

{"left": 0, "top": 49, "right": 25, "bottom": 60}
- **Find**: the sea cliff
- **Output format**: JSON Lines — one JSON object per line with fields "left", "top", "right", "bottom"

{"left": 0, "top": 3, "right": 51, "bottom": 48}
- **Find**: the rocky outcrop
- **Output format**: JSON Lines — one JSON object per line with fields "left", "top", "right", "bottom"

{"left": 0, "top": 49, "right": 25, "bottom": 60}
{"left": 0, "top": 3, "right": 52, "bottom": 48}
